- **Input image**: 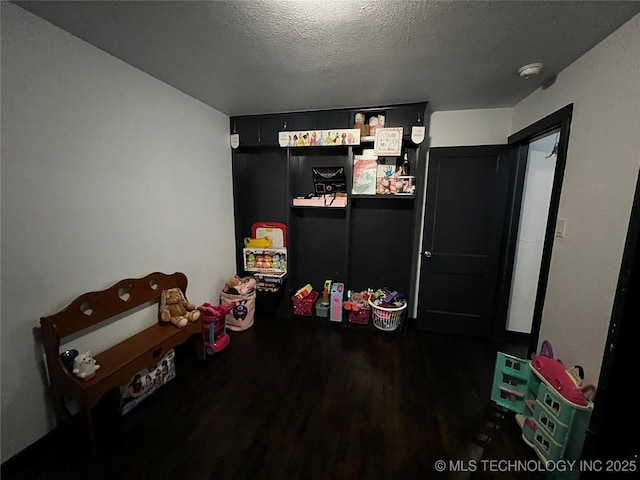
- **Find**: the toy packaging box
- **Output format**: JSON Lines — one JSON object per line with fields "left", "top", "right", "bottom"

{"left": 330, "top": 282, "right": 345, "bottom": 322}
{"left": 119, "top": 349, "right": 176, "bottom": 415}
{"left": 243, "top": 248, "right": 287, "bottom": 273}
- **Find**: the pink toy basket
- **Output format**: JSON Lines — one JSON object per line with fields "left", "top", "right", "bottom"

{"left": 292, "top": 291, "right": 319, "bottom": 316}
{"left": 348, "top": 307, "right": 371, "bottom": 325}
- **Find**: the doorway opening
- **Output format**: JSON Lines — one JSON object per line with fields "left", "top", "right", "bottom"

{"left": 414, "top": 105, "right": 572, "bottom": 346}
{"left": 505, "top": 129, "right": 560, "bottom": 334}
{"left": 499, "top": 104, "right": 573, "bottom": 356}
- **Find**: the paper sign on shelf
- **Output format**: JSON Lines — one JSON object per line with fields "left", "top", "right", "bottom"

{"left": 411, "top": 126, "right": 426, "bottom": 144}
{"left": 373, "top": 127, "right": 403, "bottom": 156}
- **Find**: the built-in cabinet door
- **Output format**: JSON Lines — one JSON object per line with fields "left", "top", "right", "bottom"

{"left": 385, "top": 105, "right": 424, "bottom": 136}
{"left": 286, "top": 112, "right": 318, "bottom": 132}
{"left": 318, "top": 110, "right": 350, "bottom": 130}
{"left": 232, "top": 148, "right": 288, "bottom": 273}
{"left": 260, "top": 115, "right": 287, "bottom": 146}
{"left": 232, "top": 116, "right": 260, "bottom": 146}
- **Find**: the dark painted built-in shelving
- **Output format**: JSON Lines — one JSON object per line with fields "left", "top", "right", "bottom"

{"left": 230, "top": 102, "right": 429, "bottom": 320}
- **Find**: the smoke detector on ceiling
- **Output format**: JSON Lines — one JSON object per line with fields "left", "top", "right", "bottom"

{"left": 518, "top": 63, "right": 544, "bottom": 78}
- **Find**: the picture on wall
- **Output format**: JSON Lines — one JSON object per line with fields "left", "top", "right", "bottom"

{"left": 279, "top": 129, "right": 361, "bottom": 147}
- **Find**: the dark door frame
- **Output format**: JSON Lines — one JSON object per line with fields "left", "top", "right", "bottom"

{"left": 493, "top": 104, "right": 573, "bottom": 353}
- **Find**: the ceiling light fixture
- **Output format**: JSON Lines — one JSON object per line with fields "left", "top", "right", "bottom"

{"left": 518, "top": 63, "right": 544, "bottom": 79}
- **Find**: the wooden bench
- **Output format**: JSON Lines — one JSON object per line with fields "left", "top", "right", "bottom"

{"left": 40, "top": 272, "right": 205, "bottom": 452}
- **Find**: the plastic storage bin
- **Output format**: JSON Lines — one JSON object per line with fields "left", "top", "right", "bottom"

{"left": 315, "top": 301, "right": 329, "bottom": 318}
{"left": 348, "top": 308, "right": 371, "bottom": 325}
{"left": 368, "top": 300, "right": 406, "bottom": 331}
{"left": 292, "top": 291, "right": 319, "bottom": 316}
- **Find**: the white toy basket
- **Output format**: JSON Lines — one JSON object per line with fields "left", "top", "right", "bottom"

{"left": 368, "top": 299, "right": 407, "bottom": 331}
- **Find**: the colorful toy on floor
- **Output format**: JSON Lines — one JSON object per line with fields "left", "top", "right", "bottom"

{"left": 251, "top": 222, "right": 287, "bottom": 248}
{"left": 330, "top": 282, "right": 344, "bottom": 322}
{"left": 223, "top": 275, "right": 257, "bottom": 295}
{"left": 530, "top": 351, "right": 591, "bottom": 407}
{"left": 322, "top": 280, "right": 332, "bottom": 305}
{"left": 370, "top": 288, "right": 406, "bottom": 308}
{"left": 294, "top": 283, "right": 313, "bottom": 299}
{"left": 197, "top": 302, "right": 236, "bottom": 355}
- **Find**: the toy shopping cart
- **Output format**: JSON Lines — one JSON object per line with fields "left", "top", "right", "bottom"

{"left": 197, "top": 302, "right": 235, "bottom": 355}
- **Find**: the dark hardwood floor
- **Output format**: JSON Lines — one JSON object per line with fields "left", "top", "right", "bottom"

{"left": 3, "top": 315, "right": 544, "bottom": 480}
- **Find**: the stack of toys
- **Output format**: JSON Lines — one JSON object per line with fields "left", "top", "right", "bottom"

{"left": 223, "top": 275, "right": 257, "bottom": 295}
{"left": 221, "top": 275, "right": 257, "bottom": 331}
{"left": 368, "top": 288, "right": 407, "bottom": 331}
{"left": 369, "top": 288, "right": 406, "bottom": 308}
{"left": 343, "top": 290, "right": 372, "bottom": 325}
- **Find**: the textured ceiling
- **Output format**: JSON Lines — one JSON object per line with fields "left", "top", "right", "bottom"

{"left": 12, "top": 0, "right": 640, "bottom": 116}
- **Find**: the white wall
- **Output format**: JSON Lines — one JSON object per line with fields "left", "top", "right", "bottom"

{"left": 506, "top": 137, "right": 557, "bottom": 333}
{"left": 1, "top": 3, "right": 236, "bottom": 462}
{"left": 511, "top": 14, "right": 640, "bottom": 384}
{"left": 429, "top": 108, "right": 513, "bottom": 147}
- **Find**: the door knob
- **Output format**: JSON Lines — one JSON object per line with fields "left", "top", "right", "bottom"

{"left": 423, "top": 251, "right": 432, "bottom": 258}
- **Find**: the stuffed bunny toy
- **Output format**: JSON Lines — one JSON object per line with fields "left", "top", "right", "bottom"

{"left": 159, "top": 288, "right": 200, "bottom": 328}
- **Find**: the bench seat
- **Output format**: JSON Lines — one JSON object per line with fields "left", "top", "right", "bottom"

{"left": 40, "top": 272, "right": 205, "bottom": 452}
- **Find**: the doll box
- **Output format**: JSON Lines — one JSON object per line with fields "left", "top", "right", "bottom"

{"left": 394, "top": 176, "right": 416, "bottom": 195}
{"left": 330, "top": 282, "right": 345, "bottom": 322}
{"left": 253, "top": 272, "right": 286, "bottom": 292}
{"left": 243, "top": 248, "right": 287, "bottom": 273}
{"left": 119, "top": 349, "right": 176, "bottom": 416}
